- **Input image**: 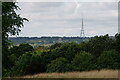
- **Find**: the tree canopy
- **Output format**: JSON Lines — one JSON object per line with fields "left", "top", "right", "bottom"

{"left": 2, "top": 2, "right": 28, "bottom": 73}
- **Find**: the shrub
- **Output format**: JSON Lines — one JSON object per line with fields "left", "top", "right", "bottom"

{"left": 97, "top": 50, "right": 119, "bottom": 69}
{"left": 47, "top": 57, "right": 71, "bottom": 73}
{"left": 10, "top": 43, "right": 34, "bottom": 57}
{"left": 79, "top": 34, "right": 114, "bottom": 58}
{"left": 72, "top": 51, "right": 94, "bottom": 71}
{"left": 13, "top": 51, "right": 45, "bottom": 75}
{"left": 41, "top": 42, "right": 81, "bottom": 66}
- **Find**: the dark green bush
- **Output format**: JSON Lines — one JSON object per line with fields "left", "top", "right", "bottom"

{"left": 97, "top": 50, "right": 119, "bottom": 69}
{"left": 10, "top": 43, "right": 34, "bottom": 57}
{"left": 72, "top": 51, "right": 94, "bottom": 71}
{"left": 47, "top": 57, "right": 71, "bottom": 73}
{"left": 13, "top": 51, "right": 45, "bottom": 75}
{"left": 41, "top": 42, "right": 81, "bottom": 67}
{"left": 79, "top": 34, "right": 115, "bottom": 58}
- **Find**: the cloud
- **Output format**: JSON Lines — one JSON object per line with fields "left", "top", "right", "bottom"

{"left": 13, "top": 2, "right": 118, "bottom": 37}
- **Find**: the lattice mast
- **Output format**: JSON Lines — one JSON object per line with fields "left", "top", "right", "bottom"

{"left": 80, "top": 16, "right": 85, "bottom": 38}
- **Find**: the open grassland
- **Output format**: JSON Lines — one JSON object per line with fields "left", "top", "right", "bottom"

{"left": 22, "top": 70, "right": 119, "bottom": 78}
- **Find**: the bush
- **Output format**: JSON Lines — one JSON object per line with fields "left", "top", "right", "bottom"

{"left": 47, "top": 57, "right": 71, "bottom": 73}
{"left": 3, "top": 43, "right": 34, "bottom": 76}
{"left": 97, "top": 50, "right": 119, "bottom": 69}
{"left": 10, "top": 43, "right": 34, "bottom": 57}
{"left": 8, "top": 54, "right": 17, "bottom": 67}
{"left": 79, "top": 34, "right": 114, "bottom": 58}
{"left": 51, "top": 42, "right": 81, "bottom": 62}
{"left": 41, "top": 42, "right": 81, "bottom": 67}
{"left": 13, "top": 51, "right": 45, "bottom": 75}
{"left": 72, "top": 51, "right": 94, "bottom": 71}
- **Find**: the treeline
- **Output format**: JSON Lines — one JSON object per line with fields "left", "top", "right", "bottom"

{"left": 3, "top": 34, "right": 120, "bottom": 77}
{"left": 9, "top": 36, "right": 90, "bottom": 46}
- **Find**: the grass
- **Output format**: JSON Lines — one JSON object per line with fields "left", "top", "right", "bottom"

{"left": 21, "top": 69, "right": 118, "bottom": 78}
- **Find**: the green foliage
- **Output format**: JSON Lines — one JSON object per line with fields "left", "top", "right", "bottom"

{"left": 49, "top": 43, "right": 62, "bottom": 49}
{"left": 4, "top": 43, "right": 34, "bottom": 73}
{"left": 2, "top": 2, "right": 120, "bottom": 77}
{"left": 8, "top": 54, "right": 17, "bottom": 67}
{"left": 13, "top": 51, "right": 45, "bottom": 75}
{"left": 115, "top": 33, "right": 120, "bottom": 53}
{"left": 3, "top": 7, "right": 120, "bottom": 76}
{"left": 50, "top": 42, "right": 80, "bottom": 62}
{"left": 60, "top": 42, "right": 80, "bottom": 61}
{"left": 4, "top": 33, "right": 120, "bottom": 76}
{"left": 2, "top": 2, "right": 28, "bottom": 74}
{"left": 72, "top": 51, "right": 94, "bottom": 71}
{"left": 79, "top": 34, "right": 114, "bottom": 57}
{"left": 115, "top": 33, "right": 120, "bottom": 68}
{"left": 47, "top": 57, "right": 71, "bottom": 73}
{"left": 9, "top": 37, "right": 90, "bottom": 46}
{"left": 41, "top": 42, "right": 80, "bottom": 68}
{"left": 2, "top": 2, "right": 28, "bottom": 37}
{"left": 10, "top": 43, "right": 34, "bottom": 57}
{"left": 97, "top": 50, "right": 119, "bottom": 69}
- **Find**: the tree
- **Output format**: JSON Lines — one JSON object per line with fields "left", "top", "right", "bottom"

{"left": 49, "top": 43, "right": 62, "bottom": 49}
{"left": 2, "top": 2, "right": 28, "bottom": 75}
{"left": 97, "top": 50, "right": 119, "bottom": 69}
{"left": 10, "top": 43, "right": 34, "bottom": 57}
{"left": 13, "top": 51, "right": 45, "bottom": 75}
{"left": 41, "top": 42, "right": 81, "bottom": 68}
{"left": 79, "top": 34, "right": 114, "bottom": 58}
{"left": 47, "top": 57, "right": 71, "bottom": 73}
{"left": 7, "top": 43, "right": 34, "bottom": 71}
{"left": 51, "top": 42, "right": 80, "bottom": 62}
{"left": 72, "top": 51, "right": 94, "bottom": 71}
{"left": 2, "top": 2, "right": 28, "bottom": 37}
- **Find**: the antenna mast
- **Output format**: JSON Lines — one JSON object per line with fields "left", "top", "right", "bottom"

{"left": 80, "top": 15, "right": 85, "bottom": 38}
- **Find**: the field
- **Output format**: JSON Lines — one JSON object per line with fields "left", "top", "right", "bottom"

{"left": 22, "top": 70, "right": 119, "bottom": 78}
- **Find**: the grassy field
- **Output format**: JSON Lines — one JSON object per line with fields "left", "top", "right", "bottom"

{"left": 22, "top": 70, "right": 119, "bottom": 78}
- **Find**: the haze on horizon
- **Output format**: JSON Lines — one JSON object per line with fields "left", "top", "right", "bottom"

{"left": 11, "top": 2, "right": 118, "bottom": 37}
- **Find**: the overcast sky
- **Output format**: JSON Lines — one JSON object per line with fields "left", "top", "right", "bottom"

{"left": 14, "top": 2, "right": 118, "bottom": 37}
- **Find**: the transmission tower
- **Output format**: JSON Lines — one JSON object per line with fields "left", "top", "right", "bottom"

{"left": 80, "top": 16, "right": 85, "bottom": 38}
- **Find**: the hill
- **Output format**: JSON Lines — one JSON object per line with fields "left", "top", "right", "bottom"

{"left": 9, "top": 37, "right": 91, "bottom": 47}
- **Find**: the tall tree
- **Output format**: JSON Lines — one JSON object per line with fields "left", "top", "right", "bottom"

{"left": 2, "top": 2, "right": 28, "bottom": 71}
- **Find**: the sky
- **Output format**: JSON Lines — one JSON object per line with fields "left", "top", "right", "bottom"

{"left": 13, "top": 1, "right": 119, "bottom": 37}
